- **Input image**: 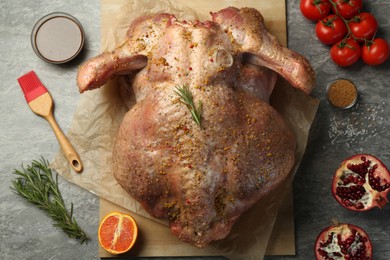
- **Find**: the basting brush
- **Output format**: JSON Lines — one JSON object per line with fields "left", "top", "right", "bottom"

{"left": 17, "top": 71, "right": 83, "bottom": 173}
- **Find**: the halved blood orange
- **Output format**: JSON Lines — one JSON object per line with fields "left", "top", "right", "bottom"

{"left": 98, "top": 211, "right": 138, "bottom": 255}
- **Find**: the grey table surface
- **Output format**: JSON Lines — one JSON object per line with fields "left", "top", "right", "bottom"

{"left": 1, "top": 0, "right": 389, "bottom": 259}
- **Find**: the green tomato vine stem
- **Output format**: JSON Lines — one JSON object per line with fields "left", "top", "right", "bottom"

{"left": 328, "top": 0, "right": 374, "bottom": 45}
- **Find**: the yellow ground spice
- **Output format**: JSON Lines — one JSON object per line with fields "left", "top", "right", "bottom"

{"left": 327, "top": 79, "right": 358, "bottom": 108}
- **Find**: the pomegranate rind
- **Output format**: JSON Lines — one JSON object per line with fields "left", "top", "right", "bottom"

{"left": 98, "top": 211, "right": 138, "bottom": 255}
{"left": 332, "top": 154, "right": 390, "bottom": 211}
{"left": 314, "top": 223, "right": 373, "bottom": 260}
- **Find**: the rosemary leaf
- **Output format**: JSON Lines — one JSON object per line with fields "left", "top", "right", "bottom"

{"left": 174, "top": 85, "right": 203, "bottom": 128}
{"left": 10, "top": 157, "right": 90, "bottom": 244}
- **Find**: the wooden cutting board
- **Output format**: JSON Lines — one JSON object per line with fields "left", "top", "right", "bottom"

{"left": 99, "top": 188, "right": 295, "bottom": 257}
{"left": 98, "top": 0, "right": 295, "bottom": 258}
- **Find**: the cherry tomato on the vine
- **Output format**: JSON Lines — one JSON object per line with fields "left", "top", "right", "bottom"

{"left": 316, "top": 14, "right": 348, "bottom": 45}
{"left": 362, "top": 38, "right": 390, "bottom": 65}
{"left": 332, "top": 0, "right": 363, "bottom": 19}
{"left": 300, "top": 0, "right": 331, "bottom": 21}
{"left": 330, "top": 39, "right": 361, "bottom": 66}
{"left": 349, "top": 12, "right": 378, "bottom": 41}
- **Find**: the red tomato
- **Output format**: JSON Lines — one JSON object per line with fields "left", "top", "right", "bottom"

{"left": 330, "top": 39, "right": 361, "bottom": 66}
{"left": 349, "top": 12, "right": 378, "bottom": 41}
{"left": 315, "top": 15, "right": 348, "bottom": 45}
{"left": 362, "top": 38, "right": 390, "bottom": 65}
{"left": 332, "top": 0, "right": 363, "bottom": 19}
{"left": 300, "top": 0, "right": 331, "bottom": 21}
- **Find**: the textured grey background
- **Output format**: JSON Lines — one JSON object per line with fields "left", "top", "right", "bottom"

{"left": 1, "top": 0, "right": 389, "bottom": 259}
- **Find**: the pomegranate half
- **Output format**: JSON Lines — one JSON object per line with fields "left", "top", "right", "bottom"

{"left": 332, "top": 154, "right": 390, "bottom": 211}
{"left": 315, "top": 223, "right": 372, "bottom": 259}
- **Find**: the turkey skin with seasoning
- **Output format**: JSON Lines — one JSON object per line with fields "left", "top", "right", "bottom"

{"left": 77, "top": 7, "right": 316, "bottom": 248}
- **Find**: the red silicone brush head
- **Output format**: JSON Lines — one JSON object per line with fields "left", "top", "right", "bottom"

{"left": 17, "top": 71, "right": 48, "bottom": 103}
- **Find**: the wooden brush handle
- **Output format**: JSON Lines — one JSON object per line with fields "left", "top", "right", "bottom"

{"left": 46, "top": 112, "right": 83, "bottom": 173}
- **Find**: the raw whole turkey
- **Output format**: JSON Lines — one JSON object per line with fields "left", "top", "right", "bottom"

{"left": 77, "top": 7, "right": 316, "bottom": 248}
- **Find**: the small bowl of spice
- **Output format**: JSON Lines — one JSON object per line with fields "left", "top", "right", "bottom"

{"left": 326, "top": 78, "right": 358, "bottom": 109}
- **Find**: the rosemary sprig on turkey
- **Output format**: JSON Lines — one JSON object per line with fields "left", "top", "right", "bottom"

{"left": 174, "top": 85, "right": 202, "bottom": 128}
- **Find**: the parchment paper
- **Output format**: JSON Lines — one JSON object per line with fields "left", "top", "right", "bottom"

{"left": 52, "top": 0, "right": 320, "bottom": 259}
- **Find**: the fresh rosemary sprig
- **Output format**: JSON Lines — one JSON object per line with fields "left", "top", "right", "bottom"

{"left": 174, "top": 85, "right": 203, "bottom": 128}
{"left": 10, "top": 157, "right": 90, "bottom": 244}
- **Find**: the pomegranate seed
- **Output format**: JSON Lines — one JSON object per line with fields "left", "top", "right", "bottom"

{"left": 368, "top": 170, "right": 390, "bottom": 191}
{"left": 336, "top": 185, "right": 366, "bottom": 201}
{"left": 347, "top": 160, "right": 370, "bottom": 179}
{"left": 355, "top": 202, "right": 364, "bottom": 209}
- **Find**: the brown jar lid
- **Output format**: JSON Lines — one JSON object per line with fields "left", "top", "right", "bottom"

{"left": 327, "top": 79, "right": 358, "bottom": 109}
{"left": 31, "top": 12, "right": 85, "bottom": 64}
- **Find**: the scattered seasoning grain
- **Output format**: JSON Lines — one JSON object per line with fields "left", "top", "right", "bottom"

{"left": 153, "top": 57, "right": 169, "bottom": 66}
{"left": 327, "top": 79, "right": 358, "bottom": 109}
